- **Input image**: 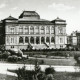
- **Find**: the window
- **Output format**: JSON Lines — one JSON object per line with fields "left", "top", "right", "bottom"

{"left": 41, "top": 26, "right": 44, "bottom": 34}
{"left": 30, "top": 37, "right": 34, "bottom": 44}
{"left": 25, "top": 37, "right": 29, "bottom": 43}
{"left": 46, "top": 37, "right": 49, "bottom": 43}
{"left": 35, "top": 26, "right": 39, "bottom": 34}
{"left": 30, "top": 26, "right": 34, "bottom": 34}
{"left": 60, "top": 38, "right": 63, "bottom": 43}
{"left": 10, "top": 27, "right": 14, "bottom": 33}
{"left": 46, "top": 26, "right": 49, "bottom": 34}
{"left": 41, "top": 37, "right": 45, "bottom": 44}
{"left": 25, "top": 27, "right": 29, "bottom": 34}
{"left": 11, "top": 46, "right": 14, "bottom": 48}
{"left": 11, "top": 37, "right": 14, "bottom": 43}
{"left": 36, "top": 37, "right": 39, "bottom": 44}
{"left": 60, "top": 45, "right": 63, "bottom": 48}
{"left": 51, "top": 37, "right": 55, "bottom": 43}
{"left": 19, "top": 37, "right": 23, "bottom": 43}
{"left": 51, "top": 27, "right": 54, "bottom": 34}
{"left": 58, "top": 27, "right": 63, "bottom": 34}
{"left": 19, "top": 27, "right": 23, "bottom": 34}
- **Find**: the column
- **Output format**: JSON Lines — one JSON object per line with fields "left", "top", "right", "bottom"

{"left": 50, "top": 26, "right": 51, "bottom": 34}
{"left": 23, "top": 37, "right": 25, "bottom": 44}
{"left": 34, "top": 37, "right": 36, "bottom": 44}
{"left": 45, "top": 37, "right": 46, "bottom": 43}
{"left": 50, "top": 36, "right": 51, "bottom": 44}
{"left": 34, "top": 26, "right": 35, "bottom": 34}
{"left": 29, "top": 37, "right": 30, "bottom": 43}
{"left": 29, "top": 26, "right": 30, "bottom": 34}
{"left": 23, "top": 26, "right": 25, "bottom": 34}
{"left": 39, "top": 26, "right": 41, "bottom": 34}
{"left": 40, "top": 37, "right": 41, "bottom": 44}
{"left": 45, "top": 26, "right": 46, "bottom": 34}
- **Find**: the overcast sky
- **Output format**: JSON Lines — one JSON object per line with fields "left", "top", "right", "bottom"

{"left": 0, "top": 0, "right": 80, "bottom": 34}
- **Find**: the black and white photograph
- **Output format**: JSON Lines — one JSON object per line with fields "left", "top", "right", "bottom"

{"left": 0, "top": 0, "right": 80, "bottom": 80}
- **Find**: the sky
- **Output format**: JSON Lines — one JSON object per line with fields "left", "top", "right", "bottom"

{"left": 0, "top": 0, "right": 80, "bottom": 35}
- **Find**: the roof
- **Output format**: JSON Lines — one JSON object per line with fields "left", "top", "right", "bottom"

{"left": 18, "top": 20, "right": 53, "bottom": 25}
{"left": 19, "top": 11, "right": 40, "bottom": 19}
{"left": 51, "top": 17, "right": 66, "bottom": 25}
{"left": 4, "top": 16, "right": 18, "bottom": 20}
{"left": 18, "top": 18, "right": 49, "bottom": 21}
{"left": 23, "top": 11, "right": 39, "bottom": 16}
{"left": 52, "top": 17, "right": 66, "bottom": 22}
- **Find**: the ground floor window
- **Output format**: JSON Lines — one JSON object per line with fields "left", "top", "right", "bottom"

{"left": 30, "top": 37, "right": 34, "bottom": 44}
{"left": 36, "top": 37, "right": 39, "bottom": 44}
{"left": 19, "top": 37, "right": 23, "bottom": 43}
{"left": 51, "top": 37, "right": 55, "bottom": 43}
{"left": 25, "top": 37, "right": 29, "bottom": 43}
{"left": 41, "top": 37, "right": 45, "bottom": 44}
{"left": 46, "top": 37, "right": 49, "bottom": 43}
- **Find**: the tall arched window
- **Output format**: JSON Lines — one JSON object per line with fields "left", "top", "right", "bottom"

{"left": 51, "top": 37, "right": 55, "bottom": 43}
{"left": 41, "top": 37, "right": 45, "bottom": 44}
{"left": 19, "top": 27, "right": 23, "bottom": 34}
{"left": 36, "top": 37, "right": 39, "bottom": 44}
{"left": 25, "top": 27, "right": 29, "bottom": 34}
{"left": 46, "top": 26, "right": 49, "bottom": 34}
{"left": 25, "top": 37, "right": 29, "bottom": 43}
{"left": 30, "top": 37, "right": 34, "bottom": 44}
{"left": 46, "top": 37, "right": 49, "bottom": 43}
{"left": 30, "top": 26, "right": 34, "bottom": 34}
{"left": 51, "top": 27, "right": 54, "bottom": 34}
{"left": 35, "top": 26, "right": 39, "bottom": 34}
{"left": 41, "top": 26, "right": 44, "bottom": 34}
{"left": 19, "top": 37, "right": 23, "bottom": 43}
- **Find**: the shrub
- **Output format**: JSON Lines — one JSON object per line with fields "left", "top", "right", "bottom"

{"left": 45, "top": 67, "right": 55, "bottom": 75}
{"left": 2, "top": 51, "right": 11, "bottom": 59}
{"left": 8, "top": 55, "right": 18, "bottom": 62}
{"left": 74, "top": 54, "right": 80, "bottom": 64}
{"left": 0, "top": 54, "right": 2, "bottom": 59}
{"left": 18, "top": 57, "right": 22, "bottom": 61}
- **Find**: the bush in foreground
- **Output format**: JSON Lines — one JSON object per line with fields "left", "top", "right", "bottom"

{"left": 8, "top": 55, "right": 18, "bottom": 62}
{"left": 45, "top": 67, "right": 55, "bottom": 75}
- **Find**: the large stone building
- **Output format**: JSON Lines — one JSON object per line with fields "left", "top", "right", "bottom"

{"left": 0, "top": 11, "right": 67, "bottom": 50}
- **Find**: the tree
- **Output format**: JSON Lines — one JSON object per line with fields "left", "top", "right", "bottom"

{"left": 45, "top": 67, "right": 55, "bottom": 80}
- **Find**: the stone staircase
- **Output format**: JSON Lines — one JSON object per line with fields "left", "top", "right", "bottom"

{"left": 32, "top": 44, "right": 47, "bottom": 49}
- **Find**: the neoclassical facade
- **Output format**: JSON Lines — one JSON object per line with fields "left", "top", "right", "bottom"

{"left": 0, "top": 11, "right": 67, "bottom": 50}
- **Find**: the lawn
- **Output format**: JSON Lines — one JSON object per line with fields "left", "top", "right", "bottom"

{"left": 6, "top": 70, "right": 80, "bottom": 80}
{"left": 0, "top": 73, "right": 16, "bottom": 80}
{"left": 43, "top": 57, "right": 76, "bottom": 66}
{"left": 16, "top": 57, "right": 76, "bottom": 66}
{"left": 53, "top": 72, "right": 80, "bottom": 80}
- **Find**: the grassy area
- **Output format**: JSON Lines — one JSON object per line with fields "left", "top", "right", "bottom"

{"left": 0, "top": 72, "right": 80, "bottom": 80}
{"left": 0, "top": 73, "right": 16, "bottom": 80}
{"left": 16, "top": 57, "right": 76, "bottom": 66}
{"left": 6, "top": 71, "right": 80, "bottom": 80}
{"left": 53, "top": 72, "right": 80, "bottom": 80}
{"left": 43, "top": 57, "right": 76, "bottom": 66}
{"left": 6, "top": 75, "right": 17, "bottom": 80}
{"left": 23, "top": 51, "right": 80, "bottom": 57}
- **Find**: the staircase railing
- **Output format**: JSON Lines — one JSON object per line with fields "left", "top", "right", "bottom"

{"left": 44, "top": 42, "right": 49, "bottom": 48}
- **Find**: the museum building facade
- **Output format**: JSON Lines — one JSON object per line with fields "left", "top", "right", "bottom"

{"left": 0, "top": 11, "right": 67, "bottom": 50}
